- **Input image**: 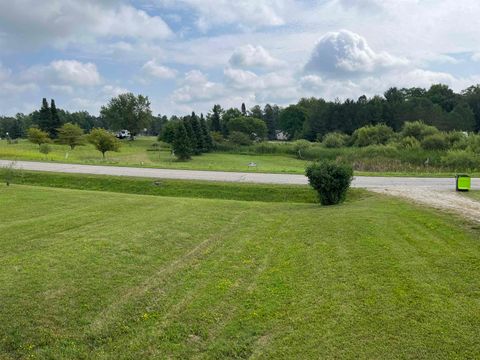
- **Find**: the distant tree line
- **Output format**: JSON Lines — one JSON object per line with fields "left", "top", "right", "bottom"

{"left": 2, "top": 84, "right": 480, "bottom": 144}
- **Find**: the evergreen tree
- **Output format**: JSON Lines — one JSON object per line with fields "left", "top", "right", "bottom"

{"left": 172, "top": 122, "right": 192, "bottom": 160}
{"left": 49, "top": 99, "right": 62, "bottom": 138}
{"left": 210, "top": 104, "right": 222, "bottom": 132}
{"left": 250, "top": 105, "right": 263, "bottom": 119}
{"left": 38, "top": 98, "right": 52, "bottom": 135}
{"left": 183, "top": 116, "right": 198, "bottom": 154}
{"left": 190, "top": 112, "right": 206, "bottom": 153}
{"left": 200, "top": 114, "right": 213, "bottom": 151}
{"left": 241, "top": 102, "right": 247, "bottom": 116}
{"left": 263, "top": 104, "right": 277, "bottom": 140}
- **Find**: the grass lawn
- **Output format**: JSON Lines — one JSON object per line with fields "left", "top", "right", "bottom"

{"left": 0, "top": 138, "right": 309, "bottom": 174}
{"left": 1, "top": 185, "right": 480, "bottom": 358}
{"left": 2, "top": 138, "right": 474, "bottom": 177}
{"left": 8, "top": 171, "right": 318, "bottom": 203}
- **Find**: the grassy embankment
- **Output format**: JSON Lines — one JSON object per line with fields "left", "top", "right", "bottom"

{"left": 1, "top": 138, "right": 478, "bottom": 177}
{"left": 1, "top": 179, "right": 480, "bottom": 358}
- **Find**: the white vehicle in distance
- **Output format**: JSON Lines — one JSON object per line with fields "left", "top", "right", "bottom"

{"left": 116, "top": 130, "right": 131, "bottom": 139}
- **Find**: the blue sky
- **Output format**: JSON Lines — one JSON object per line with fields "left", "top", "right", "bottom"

{"left": 1, "top": 0, "right": 480, "bottom": 116}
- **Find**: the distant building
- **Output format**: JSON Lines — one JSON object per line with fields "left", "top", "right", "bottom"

{"left": 275, "top": 130, "right": 288, "bottom": 141}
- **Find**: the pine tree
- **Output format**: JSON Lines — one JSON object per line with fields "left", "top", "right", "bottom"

{"left": 210, "top": 104, "right": 222, "bottom": 132}
{"left": 38, "top": 98, "right": 52, "bottom": 135}
{"left": 172, "top": 122, "right": 192, "bottom": 160}
{"left": 190, "top": 112, "right": 205, "bottom": 153}
{"left": 241, "top": 102, "right": 247, "bottom": 116}
{"left": 183, "top": 116, "right": 198, "bottom": 154}
{"left": 49, "top": 99, "right": 62, "bottom": 138}
{"left": 200, "top": 114, "right": 213, "bottom": 151}
{"left": 263, "top": 104, "right": 277, "bottom": 140}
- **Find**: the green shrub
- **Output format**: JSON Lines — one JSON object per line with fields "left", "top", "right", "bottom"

{"left": 27, "top": 127, "right": 51, "bottom": 146}
{"left": 322, "top": 132, "right": 349, "bottom": 148}
{"left": 421, "top": 134, "right": 449, "bottom": 151}
{"left": 468, "top": 134, "right": 480, "bottom": 154}
{"left": 441, "top": 151, "right": 480, "bottom": 171}
{"left": 351, "top": 124, "right": 394, "bottom": 147}
{"left": 87, "top": 128, "right": 121, "bottom": 159}
{"left": 210, "top": 131, "right": 224, "bottom": 144}
{"left": 0, "top": 162, "right": 18, "bottom": 186}
{"left": 445, "top": 131, "right": 468, "bottom": 150}
{"left": 396, "top": 136, "right": 421, "bottom": 149}
{"left": 39, "top": 143, "right": 51, "bottom": 158}
{"left": 292, "top": 140, "right": 311, "bottom": 159}
{"left": 401, "top": 121, "right": 439, "bottom": 141}
{"left": 305, "top": 161, "right": 353, "bottom": 205}
{"left": 229, "top": 131, "right": 252, "bottom": 146}
{"left": 158, "top": 121, "right": 177, "bottom": 144}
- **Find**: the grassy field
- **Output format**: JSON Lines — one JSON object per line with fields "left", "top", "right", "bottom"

{"left": 6, "top": 171, "right": 318, "bottom": 203}
{"left": 2, "top": 138, "right": 475, "bottom": 177}
{"left": 0, "top": 138, "right": 309, "bottom": 174}
{"left": 1, "top": 184, "right": 480, "bottom": 358}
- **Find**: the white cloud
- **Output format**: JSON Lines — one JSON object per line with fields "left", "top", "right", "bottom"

{"left": 305, "top": 30, "right": 408, "bottom": 77}
{"left": 0, "top": 1, "right": 172, "bottom": 48}
{"left": 471, "top": 53, "right": 480, "bottom": 62}
{"left": 229, "top": 44, "right": 284, "bottom": 69}
{"left": 224, "top": 68, "right": 260, "bottom": 90}
{"left": 172, "top": 70, "right": 224, "bottom": 103}
{"left": 102, "top": 85, "right": 129, "bottom": 98}
{"left": 23, "top": 60, "right": 101, "bottom": 87}
{"left": 142, "top": 60, "right": 177, "bottom": 79}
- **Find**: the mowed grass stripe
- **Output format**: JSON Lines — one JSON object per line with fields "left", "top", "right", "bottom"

{"left": 0, "top": 186, "right": 479, "bottom": 359}
{"left": 7, "top": 171, "right": 318, "bottom": 204}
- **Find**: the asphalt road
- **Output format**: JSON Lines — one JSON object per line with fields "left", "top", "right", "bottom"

{"left": 1, "top": 160, "right": 479, "bottom": 190}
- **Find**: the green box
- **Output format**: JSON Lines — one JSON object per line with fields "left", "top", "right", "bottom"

{"left": 456, "top": 174, "right": 471, "bottom": 192}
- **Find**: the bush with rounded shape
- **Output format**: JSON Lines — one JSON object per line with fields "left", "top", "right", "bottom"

{"left": 87, "top": 128, "right": 121, "bottom": 159}
{"left": 446, "top": 131, "right": 468, "bottom": 150}
{"left": 421, "top": 133, "right": 449, "bottom": 151}
{"left": 305, "top": 161, "right": 353, "bottom": 205}
{"left": 322, "top": 132, "right": 349, "bottom": 148}
{"left": 351, "top": 124, "right": 394, "bottom": 147}
{"left": 396, "top": 136, "right": 421, "bottom": 149}
{"left": 401, "top": 121, "right": 439, "bottom": 141}
{"left": 57, "top": 122, "right": 85, "bottom": 149}
{"left": 441, "top": 150, "right": 480, "bottom": 171}
{"left": 27, "top": 127, "right": 50, "bottom": 146}
{"left": 293, "top": 139, "right": 311, "bottom": 159}
{"left": 39, "top": 143, "right": 51, "bottom": 158}
{"left": 229, "top": 131, "right": 252, "bottom": 146}
{"left": 227, "top": 117, "right": 267, "bottom": 139}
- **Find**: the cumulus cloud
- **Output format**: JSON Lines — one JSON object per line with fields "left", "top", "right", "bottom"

{"left": 0, "top": 0, "right": 172, "bottom": 48}
{"left": 305, "top": 30, "right": 408, "bottom": 77}
{"left": 23, "top": 60, "right": 101, "bottom": 87}
{"left": 172, "top": 70, "right": 224, "bottom": 103}
{"left": 224, "top": 68, "right": 260, "bottom": 90}
{"left": 142, "top": 60, "right": 177, "bottom": 79}
{"left": 229, "top": 44, "right": 284, "bottom": 69}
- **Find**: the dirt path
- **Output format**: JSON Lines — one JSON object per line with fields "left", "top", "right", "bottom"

{"left": 371, "top": 187, "right": 480, "bottom": 223}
